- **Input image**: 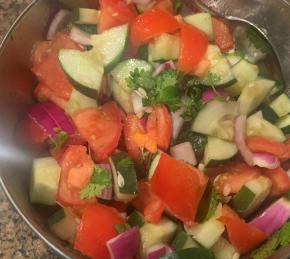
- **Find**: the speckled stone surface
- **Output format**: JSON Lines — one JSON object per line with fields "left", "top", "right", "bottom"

{"left": 0, "top": 1, "right": 59, "bottom": 258}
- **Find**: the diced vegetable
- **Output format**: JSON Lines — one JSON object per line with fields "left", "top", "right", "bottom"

{"left": 58, "top": 49, "right": 104, "bottom": 99}
{"left": 75, "top": 24, "right": 97, "bottom": 35}
{"left": 225, "top": 51, "right": 243, "bottom": 66}
{"left": 249, "top": 197, "right": 290, "bottom": 236}
{"left": 152, "top": 60, "right": 176, "bottom": 77}
{"left": 226, "top": 59, "right": 259, "bottom": 96}
{"left": 69, "top": 26, "right": 92, "bottom": 46}
{"left": 264, "top": 167, "right": 290, "bottom": 196}
{"left": 106, "top": 226, "right": 140, "bottom": 259}
{"left": 269, "top": 93, "right": 290, "bottom": 117}
{"left": 185, "top": 208, "right": 225, "bottom": 248}
{"left": 74, "top": 204, "right": 125, "bottom": 259}
{"left": 73, "top": 8, "right": 100, "bottom": 24}
{"left": 201, "top": 88, "right": 229, "bottom": 103}
{"left": 151, "top": 153, "right": 208, "bottom": 225}
{"left": 170, "top": 142, "right": 197, "bottom": 166}
{"left": 160, "top": 247, "right": 215, "bottom": 259}
{"left": 91, "top": 24, "right": 129, "bottom": 71}
{"left": 128, "top": 210, "right": 145, "bottom": 228}
{"left": 247, "top": 112, "right": 286, "bottom": 142}
{"left": 109, "top": 152, "right": 138, "bottom": 201}
{"left": 252, "top": 152, "right": 280, "bottom": 169}
{"left": 203, "top": 137, "right": 238, "bottom": 167}
{"left": 48, "top": 208, "right": 79, "bottom": 244}
{"left": 47, "top": 10, "right": 72, "bottom": 40}
{"left": 276, "top": 114, "right": 290, "bottom": 134}
{"left": 140, "top": 217, "right": 177, "bottom": 255}
{"left": 171, "top": 230, "right": 199, "bottom": 251}
{"left": 230, "top": 176, "right": 272, "bottom": 216}
{"left": 146, "top": 244, "right": 174, "bottom": 259}
{"left": 192, "top": 99, "right": 239, "bottom": 141}
{"left": 238, "top": 78, "right": 275, "bottom": 115}
{"left": 29, "top": 157, "right": 61, "bottom": 205}
{"left": 171, "top": 109, "right": 185, "bottom": 140}
{"left": 212, "top": 237, "right": 240, "bottom": 259}
{"left": 262, "top": 105, "right": 280, "bottom": 124}
{"left": 148, "top": 33, "right": 179, "bottom": 61}
{"left": 184, "top": 13, "right": 213, "bottom": 40}
{"left": 148, "top": 152, "right": 161, "bottom": 179}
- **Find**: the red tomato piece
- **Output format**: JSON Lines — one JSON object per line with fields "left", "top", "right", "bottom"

{"left": 263, "top": 167, "right": 290, "bottom": 196}
{"left": 210, "top": 162, "right": 261, "bottom": 195}
{"left": 246, "top": 136, "right": 288, "bottom": 160}
{"left": 124, "top": 114, "right": 144, "bottom": 160}
{"left": 219, "top": 205, "right": 267, "bottom": 254}
{"left": 146, "top": 105, "right": 172, "bottom": 150}
{"left": 177, "top": 23, "right": 208, "bottom": 73}
{"left": 31, "top": 32, "right": 82, "bottom": 66}
{"left": 74, "top": 204, "right": 125, "bottom": 259}
{"left": 73, "top": 102, "right": 122, "bottom": 162}
{"left": 98, "top": 0, "right": 138, "bottom": 33}
{"left": 212, "top": 17, "right": 234, "bottom": 53}
{"left": 153, "top": 0, "right": 174, "bottom": 13}
{"left": 151, "top": 153, "right": 208, "bottom": 225}
{"left": 56, "top": 145, "right": 95, "bottom": 206}
{"left": 105, "top": 200, "right": 129, "bottom": 213}
{"left": 32, "top": 54, "right": 73, "bottom": 100}
{"left": 131, "top": 8, "right": 179, "bottom": 47}
{"left": 132, "top": 181, "right": 165, "bottom": 223}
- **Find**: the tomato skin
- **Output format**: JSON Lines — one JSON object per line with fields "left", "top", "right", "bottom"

{"left": 177, "top": 23, "right": 208, "bottom": 73}
{"left": 153, "top": 0, "right": 174, "bottom": 13}
{"left": 146, "top": 105, "right": 172, "bottom": 150}
{"left": 209, "top": 162, "right": 261, "bottom": 195}
{"left": 124, "top": 114, "right": 144, "bottom": 160}
{"left": 74, "top": 204, "right": 125, "bottom": 259}
{"left": 73, "top": 102, "right": 122, "bottom": 162}
{"left": 263, "top": 167, "right": 290, "bottom": 196}
{"left": 219, "top": 205, "right": 267, "bottom": 254}
{"left": 246, "top": 136, "right": 288, "bottom": 160}
{"left": 151, "top": 153, "right": 208, "bottom": 225}
{"left": 98, "top": 0, "right": 138, "bottom": 33}
{"left": 56, "top": 145, "right": 95, "bottom": 206}
{"left": 212, "top": 17, "right": 234, "bottom": 53}
{"left": 132, "top": 181, "right": 165, "bottom": 223}
{"left": 131, "top": 8, "right": 179, "bottom": 47}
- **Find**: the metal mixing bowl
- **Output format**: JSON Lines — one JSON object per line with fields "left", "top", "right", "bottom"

{"left": 0, "top": 1, "right": 289, "bottom": 258}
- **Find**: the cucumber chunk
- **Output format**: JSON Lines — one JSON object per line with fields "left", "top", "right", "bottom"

{"left": 262, "top": 106, "right": 280, "bottom": 124}
{"left": 269, "top": 93, "right": 290, "bottom": 118}
{"left": 148, "top": 33, "right": 179, "bottom": 62}
{"left": 140, "top": 217, "right": 177, "bottom": 255}
{"left": 225, "top": 52, "right": 243, "bottom": 66}
{"left": 247, "top": 112, "right": 286, "bottom": 142}
{"left": 73, "top": 8, "right": 100, "bottom": 24}
{"left": 48, "top": 208, "right": 79, "bottom": 244}
{"left": 64, "top": 88, "right": 97, "bottom": 115}
{"left": 276, "top": 114, "right": 290, "bottom": 134}
{"left": 238, "top": 78, "right": 275, "bottom": 115}
{"left": 226, "top": 59, "right": 259, "bottom": 96}
{"left": 148, "top": 153, "right": 161, "bottom": 179}
{"left": 58, "top": 49, "right": 104, "bottom": 99}
{"left": 212, "top": 237, "right": 240, "bottom": 259}
{"left": 109, "top": 152, "right": 138, "bottom": 201}
{"left": 91, "top": 24, "right": 129, "bottom": 72}
{"left": 128, "top": 210, "right": 145, "bottom": 228}
{"left": 230, "top": 186, "right": 255, "bottom": 215}
{"left": 161, "top": 248, "right": 215, "bottom": 259}
{"left": 192, "top": 99, "right": 239, "bottom": 141}
{"left": 184, "top": 13, "right": 213, "bottom": 40}
{"left": 30, "top": 157, "right": 61, "bottom": 205}
{"left": 204, "top": 137, "right": 238, "bottom": 167}
{"left": 172, "top": 230, "right": 199, "bottom": 251}
{"left": 75, "top": 24, "right": 97, "bottom": 35}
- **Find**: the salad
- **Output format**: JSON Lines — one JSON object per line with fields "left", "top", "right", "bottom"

{"left": 18, "top": 0, "right": 290, "bottom": 258}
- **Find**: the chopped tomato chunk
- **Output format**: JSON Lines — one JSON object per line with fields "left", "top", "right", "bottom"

{"left": 212, "top": 17, "right": 234, "bottom": 52}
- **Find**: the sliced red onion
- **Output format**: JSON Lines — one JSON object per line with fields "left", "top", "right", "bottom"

{"left": 131, "top": 91, "right": 145, "bottom": 118}
{"left": 107, "top": 226, "right": 140, "bottom": 259}
{"left": 69, "top": 26, "right": 92, "bottom": 46}
{"left": 234, "top": 115, "right": 254, "bottom": 166}
{"left": 97, "top": 163, "right": 113, "bottom": 200}
{"left": 147, "top": 244, "right": 175, "bottom": 259}
{"left": 47, "top": 9, "right": 72, "bottom": 40}
{"left": 139, "top": 117, "right": 147, "bottom": 130}
{"left": 171, "top": 109, "right": 185, "bottom": 140}
{"left": 153, "top": 61, "right": 176, "bottom": 77}
{"left": 170, "top": 142, "right": 197, "bottom": 166}
{"left": 27, "top": 102, "right": 75, "bottom": 139}
{"left": 249, "top": 197, "right": 290, "bottom": 235}
{"left": 201, "top": 89, "right": 229, "bottom": 103}
{"left": 252, "top": 152, "right": 280, "bottom": 169}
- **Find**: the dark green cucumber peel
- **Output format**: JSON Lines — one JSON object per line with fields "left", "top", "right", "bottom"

{"left": 128, "top": 210, "right": 145, "bottom": 228}
{"left": 48, "top": 208, "right": 66, "bottom": 226}
{"left": 160, "top": 248, "right": 215, "bottom": 259}
{"left": 229, "top": 186, "right": 255, "bottom": 214}
{"left": 172, "top": 230, "right": 197, "bottom": 251}
{"left": 75, "top": 24, "right": 97, "bottom": 35}
{"left": 262, "top": 106, "right": 279, "bottom": 124}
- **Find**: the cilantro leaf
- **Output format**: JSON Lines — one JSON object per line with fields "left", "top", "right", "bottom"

{"left": 251, "top": 222, "right": 290, "bottom": 259}
{"left": 127, "top": 69, "right": 155, "bottom": 91}
{"left": 246, "top": 27, "right": 271, "bottom": 54}
{"left": 50, "top": 129, "right": 68, "bottom": 150}
{"left": 114, "top": 223, "right": 130, "bottom": 234}
{"left": 80, "top": 165, "right": 112, "bottom": 199}
{"left": 173, "top": 0, "right": 183, "bottom": 13}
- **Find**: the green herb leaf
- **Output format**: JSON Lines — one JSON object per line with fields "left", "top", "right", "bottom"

{"left": 246, "top": 27, "right": 271, "bottom": 54}
{"left": 172, "top": 0, "right": 183, "bottom": 13}
{"left": 251, "top": 222, "right": 290, "bottom": 259}
{"left": 51, "top": 129, "right": 68, "bottom": 150}
{"left": 80, "top": 165, "right": 112, "bottom": 199}
{"left": 114, "top": 223, "right": 130, "bottom": 234}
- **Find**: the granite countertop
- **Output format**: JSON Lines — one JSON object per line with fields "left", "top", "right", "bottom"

{"left": 0, "top": 1, "right": 59, "bottom": 258}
